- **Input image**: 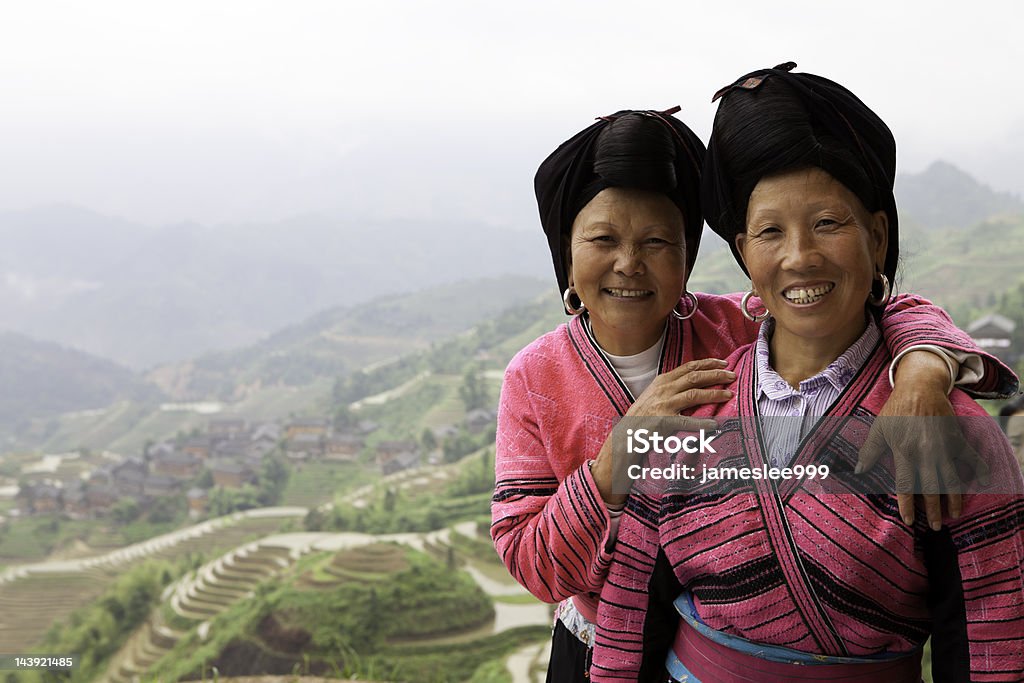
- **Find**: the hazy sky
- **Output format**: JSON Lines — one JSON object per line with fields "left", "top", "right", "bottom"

{"left": 1, "top": 1, "right": 1021, "bottom": 228}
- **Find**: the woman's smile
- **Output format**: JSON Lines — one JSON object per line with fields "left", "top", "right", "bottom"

{"left": 602, "top": 287, "right": 655, "bottom": 299}
{"left": 780, "top": 281, "right": 835, "bottom": 305}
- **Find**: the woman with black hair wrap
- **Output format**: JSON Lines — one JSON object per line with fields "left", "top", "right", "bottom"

{"left": 493, "top": 101, "right": 1017, "bottom": 682}
{"left": 591, "top": 64, "right": 1024, "bottom": 682}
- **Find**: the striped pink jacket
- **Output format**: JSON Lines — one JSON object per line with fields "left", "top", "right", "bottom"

{"left": 591, "top": 338, "right": 1024, "bottom": 682}
{"left": 492, "top": 292, "right": 1016, "bottom": 624}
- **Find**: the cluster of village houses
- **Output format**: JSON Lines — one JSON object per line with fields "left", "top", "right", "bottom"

{"left": 11, "top": 407, "right": 497, "bottom": 521}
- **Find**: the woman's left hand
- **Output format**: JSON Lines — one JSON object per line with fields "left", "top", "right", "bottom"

{"left": 856, "top": 350, "right": 987, "bottom": 530}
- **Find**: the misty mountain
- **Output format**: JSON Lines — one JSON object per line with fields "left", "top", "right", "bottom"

{"left": 0, "top": 206, "right": 550, "bottom": 369}
{"left": 146, "top": 275, "right": 551, "bottom": 401}
{"left": 900, "top": 214, "right": 1024, "bottom": 318}
{"left": 2, "top": 275, "right": 552, "bottom": 449}
{"left": 0, "top": 331, "right": 162, "bottom": 432}
{"left": 895, "top": 161, "right": 1024, "bottom": 232}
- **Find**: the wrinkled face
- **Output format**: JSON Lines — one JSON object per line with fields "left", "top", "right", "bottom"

{"left": 569, "top": 187, "right": 686, "bottom": 356}
{"left": 736, "top": 167, "right": 888, "bottom": 353}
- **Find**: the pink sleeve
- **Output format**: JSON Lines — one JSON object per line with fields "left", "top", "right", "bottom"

{"left": 490, "top": 364, "right": 613, "bottom": 603}
{"left": 945, "top": 395, "right": 1024, "bottom": 681}
{"left": 879, "top": 294, "right": 1017, "bottom": 397}
{"left": 591, "top": 493, "right": 663, "bottom": 681}
{"left": 952, "top": 497, "right": 1024, "bottom": 682}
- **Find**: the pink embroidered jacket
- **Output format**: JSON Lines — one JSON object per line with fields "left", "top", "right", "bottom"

{"left": 491, "top": 292, "right": 1016, "bottom": 625}
{"left": 591, "top": 336, "right": 1024, "bottom": 682}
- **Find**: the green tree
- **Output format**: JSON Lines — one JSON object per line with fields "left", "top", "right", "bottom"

{"left": 383, "top": 487, "right": 398, "bottom": 513}
{"left": 443, "top": 429, "right": 479, "bottom": 463}
{"left": 446, "top": 545, "right": 457, "bottom": 570}
{"left": 194, "top": 468, "right": 214, "bottom": 488}
{"left": 146, "top": 496, "right": 183, "bottom": 524}
{"left": 209, "top": 485, "right": 260, "bottom": 516}
{"left": 305, "top": 507, "right": 325, "bottom": 531}
{"left": 458, "top": 365, "right": 489, "bottom": 411}
{"left": 421, "top": 428, "right": 437, "bottom": 452}
{"left": 258, "top": 455, "right": 290, "bottom": 505}
{"left": 111, "top": 499, "right": 140, "bottom": 525}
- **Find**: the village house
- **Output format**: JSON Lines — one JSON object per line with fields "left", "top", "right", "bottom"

{"left": 968, "top": 313, "right": 1017, "bottom": 364}
{"left": 212, "top": 436, "right": 251, "bottom": 460}
{"left": 17, "top": 482, "right": 63, "bottom": 515}
{"left": 209, "top": 460, "right": 257, "bottom": 489}
{"left": 143, "top": 474, "right": 182, "bottom": 498}
{"left": 146, "top": 441, "right": 176, "bottom": 459}
{"left": 432, "top": 424, "right": 459, "bottom": 441}
{"left": 208, "top": 417, "right": 247, "bottom": 440}
{"left": 380, "top": 450, "right": 421, "bottom": 476}
{"left": 376, "top": 440, "right": 418, "bottom": 459}
{"left": 375, "top": 440, "right": 420, "bottom": 475}
{"left": 62, "top": 481, "right": 89, "bottom": 519}
{"left": 85, "top": 482, "right": 118, "bottom": 513}
{"left": 112, "top": 458, "right": 147, "bottom": 497}
{"left": 464, "top": 408, "right": 497, "bottom": 434}
{"left": 285, "top": 418, "right": 329, "bottom": 440}
{"left": 324, "top": 434, "right": 363, "bottom": 462}
{"left": 245, "top": 438, "right": 277, "bottom": 463}
{"left": 187, "top": 487, "right": 209, "bottom": 518}
{"left": 182, "top": 436, "right": 212, "bottom": 460}
{"left": 356, "top": 419, "right": 379, "bottom": 435}
{"left": 248, "top": 424, "right": 280, "bottom": 455}
{"left": 88, "top": 468, "right": 113, "bottom": 487}
{"left": 284, "top": 431, "right": 324, "bottom": 460}
{"left": 250, "top": 422, "right": 281, "bottom": 443}
{"left": 151, "top": 450, "right": 202, "bottom": 480}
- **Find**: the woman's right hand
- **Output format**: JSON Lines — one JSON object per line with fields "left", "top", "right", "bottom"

{"left": 592, "top": 358, "right": 735, "bottom": 506}
{"left": 627, "top": 358, "right": 736, "bottom": 418}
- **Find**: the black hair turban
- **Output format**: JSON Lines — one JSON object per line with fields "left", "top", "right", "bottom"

{"left": 534, "top": 108, "right": 706, "bottom": 300}
{"left": 702, "top": 62, "right": 899, "bottom": 281}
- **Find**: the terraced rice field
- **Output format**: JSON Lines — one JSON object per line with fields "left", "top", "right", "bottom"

{"left": 0, "top": 566, "right": 114, "bottom": 651}
{"left": 104, "top": 534, "right": 318, "bottom": 683}
{"left": 0, "top": 508, "right": 304, "bottom": 654}
{"left": 299, "top": 541, "right": 409, "bottom": 588}
{"left": 281, "top": 461, "right": 374, "bottom": 507}
{"left": 104, "top": 523, "right": 548, "bottom": 683}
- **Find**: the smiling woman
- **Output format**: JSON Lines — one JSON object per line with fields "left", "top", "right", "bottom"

{"left": 568, "top": 187, "right": 687, "bottom": 356}
{"left": 591, "top": 64, "right": 1024, "bottom": 683}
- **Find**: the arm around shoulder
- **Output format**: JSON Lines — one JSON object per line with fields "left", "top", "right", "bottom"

{"left": 881, "top": 293, "right": 1019, "bottom": 398}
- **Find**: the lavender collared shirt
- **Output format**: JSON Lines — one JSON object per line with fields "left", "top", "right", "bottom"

{"left": 754, "top": 318, "right": 881, "bottom": 468}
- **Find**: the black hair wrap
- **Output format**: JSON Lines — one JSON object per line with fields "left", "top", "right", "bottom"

{"left": 535, "top": 108, "right": 706, "bottom": 304}
{"left": 702, "top": 63, "right": 899, "bottom": 282}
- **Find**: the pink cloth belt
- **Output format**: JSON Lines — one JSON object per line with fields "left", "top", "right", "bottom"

{"left": 670, "top": 615, "right": 922, "bottom": 683}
